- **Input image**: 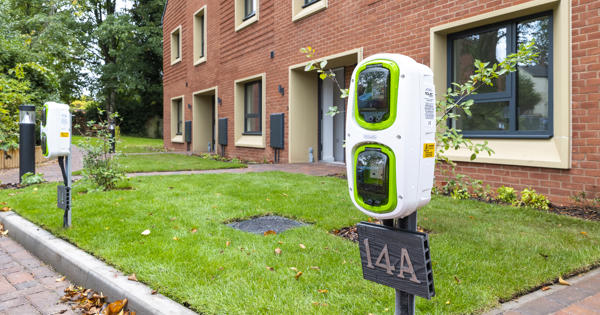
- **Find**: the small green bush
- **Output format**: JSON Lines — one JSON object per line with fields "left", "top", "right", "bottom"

{"left": 518, "top": 188, "right": 550, "bottom": 210}
{"left": 496, "top": 186, "right": 517, "bottom": 204}
{"left": 20, "top": 172, "right": 45, "bottom": 186}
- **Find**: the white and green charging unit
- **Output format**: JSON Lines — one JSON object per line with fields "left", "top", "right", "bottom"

{"left": 346, "top": 54, "right": 436, "bottom": 314}
{"left": 41, "top": 102, "right": 73, "bottom": 228}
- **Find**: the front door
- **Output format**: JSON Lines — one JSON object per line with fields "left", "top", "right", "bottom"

{"left": 319, "top": 68, "right": 346, "bottom": 163}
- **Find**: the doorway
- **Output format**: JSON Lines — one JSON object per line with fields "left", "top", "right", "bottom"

{"left": 193, "top": 88, "right": 217, "bottom": 153}
{"left": 319, "top": 68, "right": 345, "bottom": 163}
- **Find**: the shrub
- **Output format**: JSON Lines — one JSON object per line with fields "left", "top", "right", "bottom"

{"left": 518, "top": 188, "right": 549, "bottom": 210}
{"left": 496, "top": 186, "right": 517, "bottom": 204}
{"left": 78, "top": 110, "right": 125, "bottom": 190}
{"left": 20, "top": 172, "right": 45, "bottom": 186}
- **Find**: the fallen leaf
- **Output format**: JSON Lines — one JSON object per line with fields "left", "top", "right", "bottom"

{"left": 446, "top": 300, "right": 451, "bottom": 305}
{"left": 1, "top": 206, "right": 11, "bottom": 212}
{"left": 263, "top": 230, "right": 277, "bottom": 236}
{"left": 541, "top": 286, "right": 551, "bottom": 291}
{"left": 290, "top": 267, "right": 298, "bottom": 271}
{"left": 266, "top": 266, "right": 274, "bottom": 271}
{"left": 342, "top": 260, "right": 347, "bottom": 264}
{"left": 581, "top": 231, "right": 588, "bottom": 236}
{"left": 141, "top": 230, "right": 150, "bottom": 236}
{"left": 218, "top": 267, "right": 224, "bottom": 271}
{"left": 454, "top": 276, "right": 461, "bottom": 283}
{"left": 317, "top": 289, "right": 328, "bottom": 294}
{"left": 0, "top": 230, "right": 8, "bottom": 237}
{"left": 0, "top": 202, "right": 5, "bottom": 205}
{"left": 558, "top": 276, "right": 570, "bottom": 286}
{"left": 127, "top": 274, "right": 137, "bottom": 282}
{"left": 299, "top": 244, "right": 306, "bottom": 249}
{"left": 294, "top": 271, "right": 303, "bottom": 280}
{"left": 151, "top": 290, "right": 158, "bottom": 295}
{"left": 172, "top": 237, "right": 179, "bottom": 241}
{"left": 190, "top": 228, "right": 197, "bottom": 233}
{"left": 281, "top": 193, "right": 288, "bottom": 197}
{"left": 278, "top": 241, "right": 284, "bottom": 244}
{"left": 274, "top": 248, "right": 282, "bottom": 255}
{"left": 170, "top": 217, "right": 176, "bottom": 221}
{"left": 310, "top": 266, "right": 320, "bottom": 270}
{"left": 226, "top": 241, "right": 231, "bottom": 247}
{"left": 56, "top": 276, "right": 66, "bottom": 282}
{"left": 105, "top": 298, "right": 127, "bottom": 315}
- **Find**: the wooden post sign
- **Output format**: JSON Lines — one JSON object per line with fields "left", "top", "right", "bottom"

{"left": 357, "top": 222, "right": 435, "bottom": 299}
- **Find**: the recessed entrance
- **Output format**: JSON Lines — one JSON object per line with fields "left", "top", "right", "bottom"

{"left": 319, "top": 67, "right": 345, "bottom": 163}
{"left": 193, "top": 88, "right": 218, "bottom": 153}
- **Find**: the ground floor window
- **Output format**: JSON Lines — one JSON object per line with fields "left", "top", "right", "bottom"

{"left": 244, "top": 80, "right": 262, "bottom": 134}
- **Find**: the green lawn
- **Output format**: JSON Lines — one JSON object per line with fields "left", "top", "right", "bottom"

{"left": 3, "top": 173, "right": 600, "bottom": 314}
{"left": 73, "top": 135, "right": 164, "bottom": 153}
{"left": 116, "top": 154, "right": 247, "bottom": 173}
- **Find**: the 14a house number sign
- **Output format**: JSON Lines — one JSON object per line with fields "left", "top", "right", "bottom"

{"left": 357, "top": 222, "right": 435, "bottom": 299}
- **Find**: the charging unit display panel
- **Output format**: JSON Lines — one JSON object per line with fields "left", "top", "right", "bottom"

{"left": 354, "top": 60, "right": 399, "bottom": 130}
{"left": 354, "top": 144, "right": 397, "bottom": 213}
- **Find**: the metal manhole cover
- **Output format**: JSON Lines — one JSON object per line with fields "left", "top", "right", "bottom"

{"left": 227, "top": 215, "right": 306, "bottom": 234}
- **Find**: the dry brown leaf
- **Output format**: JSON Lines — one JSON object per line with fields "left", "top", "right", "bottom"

{"left": 266, "top": 266, "right": 274, "bottom": 271}
{"left": 263, "top": 230, "right": 277, "bottom": 236}
{"left": 151, "top": 289, "right": 158, "bottom": 295}
{"left": 299, "top": 244, "right": 306, "bottom": 249}
{"left": 190, "top": 228, "right": 197, "bottom": 233}
{"left": 541, "top": 286, "right": 551, "bottom": 291}
{"left": 104, "top": 298, "right": 127, "bottom": 315}
{"left": 1, "top": 206, "right": 11, "bottom": 212}
{"left": 317, "top": 289, "right": 328, "bottom": 294}
{"left": 0, "top": 230, "right": 8, "bottom": 237}
{"left": 290, "top": 267, "right": 298, "bottom": 271}
{"left": 294, "top": 271, "right": 303, "bottom": 280}
{"left": 454, "top": 276, "right": 461, "bottom": 284}
{"left": 274, "top": 248, "right": 282, "bottom": 255}
{"left": 278, "top": 241, "right": 284, "bottom": 244}
{"left": 56, "top": 276, "right": 66, "bottom": 282}
{"left": 581, "top": 231, "right": 588, "bottom": 236}
{"left": 558, "top": 276, "right": 570, "bottom": 286}
{"left": 226, "top": 241, "right": 231, "bottom": 247}
{"left": 127, "top": 274, "right": 137, "bottom": 282}
{"left": 0, "top": 202, "right": 6, "bottom": 205}
{"left": 172, "top": 237, "right": 179, "bottom": 241}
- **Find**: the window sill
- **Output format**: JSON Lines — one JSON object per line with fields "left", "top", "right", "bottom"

{"left": 445, "top": 136, "right": 569, "bottom": 169}
{"left": 171, "top": 58, "right": 182, "bottom": 66}
{"left": 293, "top": 0, "right": 327, "bottom": 22}
{"left": 171, "top": 135, "right": 184, "bottom": 143}
{"left": 235, "top": 14, "right": 258, "bottom": 32}
{"left": 235, "top": 134, "right": 265, "bottom": 148}
{"left": 194, "top": 57, "right": 207, "bottom": 66}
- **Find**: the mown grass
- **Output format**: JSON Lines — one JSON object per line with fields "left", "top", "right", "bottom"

{"left": 72, "top": 135, "right": 164, "bottom": 153}
{"left": 116, "top": 154, "right": 247, "bottom": 173}
{"left": 2, "top": 172, "right": 600, "bottom": 314}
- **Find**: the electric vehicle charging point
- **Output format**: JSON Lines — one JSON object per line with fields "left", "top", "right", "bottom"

{"left": 346, "top": 54, "right": 436, "bottom": 314}
{"left": 40, "top": 102, "right": 73, "bottom": 228}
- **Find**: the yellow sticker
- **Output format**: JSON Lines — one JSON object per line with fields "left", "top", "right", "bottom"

{"left": 60, "top": 132, "right": 69, "bottom": 138}
{"left": 423, "top": 143, "right": 435, "bottom": 158}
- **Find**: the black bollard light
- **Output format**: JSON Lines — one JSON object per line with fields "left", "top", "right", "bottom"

{"left": 109, "top": 123, "right": 116, "bottom": 153}
{"left": 19, "top": 105, "right": 36, "bottom": 183}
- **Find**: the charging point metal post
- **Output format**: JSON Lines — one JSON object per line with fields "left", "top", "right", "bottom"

{"left": 346, "top": 54, "right": 437, "bottom": 314}
{"left": 41, "top": 102, "right": 73, "bottom": 228}
{"left": 19, "top": 105, "right": 36, "bottom": 183}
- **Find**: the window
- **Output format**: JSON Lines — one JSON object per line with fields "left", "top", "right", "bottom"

{"left": 244, "top": 0, "right": 256, "bottom": 20}
{"left": 170, "top": 26, "right": 182, "bottom": 65}
{"left": 193, "top": 7, "right": 207, "bottom": 65}
{"left": 235, "top": 0, "right": 258, "bottom": 31}
{"left": 292, "top": 0, "right": 326, "bottom": 21}
{"left": 244, "top": 81, "right": 262, "bottom": 134}
{"left": 171, "top": 97, "right": 184, "bottom": 143}
{"left": 448, "top": 13, "right": 553, "bottom": 138}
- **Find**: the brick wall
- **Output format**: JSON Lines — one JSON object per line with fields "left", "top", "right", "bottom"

{"left": 163, "top": 0, "right": 600, "bottom": 204}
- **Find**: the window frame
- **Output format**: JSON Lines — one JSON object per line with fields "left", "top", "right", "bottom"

{"left": 170, "top": 26, "right": 182, "bottom": 65}
{"left": 193, "top": 7, "right": 207, "bottom": 65}
{"left": 243, "top": 80, "right": 262, "bottom": 135}
{"left": 447, "top": 11, "right": 554, "bottom": 139}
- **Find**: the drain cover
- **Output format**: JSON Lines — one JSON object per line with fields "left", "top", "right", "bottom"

{"left": 227, "top": 215, "right": 306, "bottom": 234}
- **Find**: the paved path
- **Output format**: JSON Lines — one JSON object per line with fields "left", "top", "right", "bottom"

{"left": 0, "top": 236, "right": 74, "bottom": 315}
{"left": 0, "top": 146, "right": 83, "bottom": 185}
{"left": 1, "top": 150, "right": 599, "bottom": 314}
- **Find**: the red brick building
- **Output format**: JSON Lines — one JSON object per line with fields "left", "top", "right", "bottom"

{"left": 162, "top": 0, "right": 599, "bottom": 204}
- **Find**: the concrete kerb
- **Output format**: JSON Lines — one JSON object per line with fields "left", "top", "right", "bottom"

{"left": 0, "top": 211, "right": 197, "bottom": 315}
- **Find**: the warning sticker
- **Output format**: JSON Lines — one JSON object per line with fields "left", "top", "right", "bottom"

{"left": 60, "top": 132, "right": 69, "bottom": 138}
{"left": 423, "top": 143, "right": 435, "bottom": 158}
{"left": 424, "top": 87, "right": 435, "bottom": 120}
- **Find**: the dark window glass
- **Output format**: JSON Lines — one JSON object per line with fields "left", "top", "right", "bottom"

{"left": 244, "top": 81, "right": 261, "bottom": 134}
{"left": 357, "top": 65, "right": 390, "bottom": 123}
{"left": 303, "top": 0, "right": 319, "bottom": 8}
{"left": 356, "top": 148, "right": 389, "bottom": 206}
{"left": 244, "top": 0, "right": 255, "bottom": 19}
{"left": 200, "top": 15, "right": 204, "bottom": 58}
{"left": 173, "top": 32, "right": 180, "bottom": 59}
{"left": 176, "top": 100, "right": 183, "bottom": 135}
{"left": 449, "top": 13, "right": 553, "bottom": 138}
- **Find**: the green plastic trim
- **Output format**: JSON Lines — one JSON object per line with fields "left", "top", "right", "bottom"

{"left": 41, "top": 132, "right": 48, "bottom": 157}
{"left": 354, "top": 59, "right": 399, "bottom": 130}
{"left": 353, "top": 144, "right": 397, "bottom": 213}
{"left": 42, "top": 104, "right": 48, "bottom": 127}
